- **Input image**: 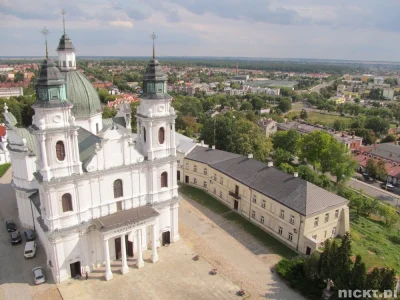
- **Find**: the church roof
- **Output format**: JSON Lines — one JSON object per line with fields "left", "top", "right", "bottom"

{"left": 13, "top": 127, "right": 36, "bottom": 155}
{"left": 36, "top": 58, "right": 65, "bottom": 86}
{"left": 143, "top": 59, "right": 167, "bottom": 81}
{"left": 63, "top": 70, "right": 102, "bottom": 118}
{"left": 77, "top": 127, "right": 102, "bottom": 168}
{"left": 57, "top": 33, "right": 75, "bottom": 51}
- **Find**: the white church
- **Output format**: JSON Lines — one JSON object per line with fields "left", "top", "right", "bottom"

{"left": 2, "top": 29, "right": 180, "bottom": 282}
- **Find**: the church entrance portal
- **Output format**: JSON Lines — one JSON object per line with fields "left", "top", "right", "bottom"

{"left": 177, "top": 171, "right": 180, "bottom": 181}
{"left": 116, "top": 236, "right": 134, "bottom": 259}
{"left": 162, "top": 231, "right": 170, "bottom": 246}
{"left": 70, "top": 261, "right": 81, "bottom": 278}
{"left": 126, "top": 235, "right": 134, "bottom": 257}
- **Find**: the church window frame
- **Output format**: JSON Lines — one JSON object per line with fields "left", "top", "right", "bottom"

{"left": 158, "top": 127, "right": 165, "bottom": 144}
{"left": 56, "top": 141, "right": 66, "bottom": 161}
{"left": 61, "top": 193, "right": 73, "bottom": 212}
{"left": 161, "top": 172, "right": 168, "bottom": 188}
{"left": 113, "top": 179, "right": 123, "bottom": 198}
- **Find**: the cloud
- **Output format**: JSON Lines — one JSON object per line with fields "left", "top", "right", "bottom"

{"left": 107, "top": 20, "right": 133, "bottom": 28}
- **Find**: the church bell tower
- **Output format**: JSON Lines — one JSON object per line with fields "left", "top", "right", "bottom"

{"left": 136, "top": 33, "right": 176, "bottom": 161}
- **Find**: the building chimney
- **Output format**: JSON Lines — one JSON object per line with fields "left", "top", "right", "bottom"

{"left": 267, "top": 161, "right": 273, "bottom": 167}
{"left": 248, "top": 154, "right": 253, "bottom": 159}
{"left": 212, "top": 145, "right": 215, "bottom": 150}
{"left": 294, "top": 172, "right": 298, "bottom": 178}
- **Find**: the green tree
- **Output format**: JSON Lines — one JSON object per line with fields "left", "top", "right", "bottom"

{"left": 98, "top": 89, "right": 109, "bottom": 103}
{"left": 363, "top": 158, "right": 376, "bottom": 177}
{"left": 271, "top": 129, "right": 301, "bottom": 155}
{"left": 365, "top": 268, "right": 381, "bottom": 291}
{"left": 376, "top": 160, "right": 387, "bottom": 180}
{"left": 278, "top": 162, "right": 296, "bottom": 174}
{"left": 240, "top": 101, "right": 253, "bottom": 111}
{"left": 303, "top": 252, "right": 320, "bottom": 281}
{"left": 350, "top": 255, "right": 366, "bottom": 290}
{"left": 102, "top": 106, "right": 117, "bottom": 118}
{"left": 365, "top": 116, "right": 390, "bottom": 136}
{"left": 380, "top": 134, "right": 396, "bottom": 143}
{"left": 274, "top": 148, "right": 292, "bottom": 166}
{"left": 379, "top": 268, "right": 396, "bottom": 292}
{"left": 299, "top": 109, "right": 308, "bottom": 120}
{"left": 333, "top": 119, "right": 348, "bottom": 131}
{"left": 277, "top": 98, "right": 292, "bottom": 113}
{"left": 378, "top": 204, "right": 399, "bottom": 228}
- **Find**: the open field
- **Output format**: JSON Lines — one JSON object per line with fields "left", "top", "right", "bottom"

{"left": 349, "top": 211, "right": 400, "bottom": 273}
{"left": 306, "top": 111, "right": 352, "bottom": 126}
{"left": 291, "top": 102, "right": 307, "bottom": 112}
{"left": 179, "top": 185, "right": 298, "bottom": 259}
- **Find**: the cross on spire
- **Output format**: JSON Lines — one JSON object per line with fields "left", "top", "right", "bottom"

{"left": 150, "top": 32, "right": 157, "bottom": 59}
{"left": 40, "top": 26, "right": 50, "bottom": 58}
{"left": 61, "top": 9, "right": 66, "bottom": 34}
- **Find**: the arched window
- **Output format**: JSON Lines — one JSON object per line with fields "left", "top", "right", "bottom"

{"left": 158, "top": 127, "right": 165, "bottom": 144}
{"left": 114, "top": 179, "right": 123, "bottom": 198}
{"left": 62, "top": 193, "right": 73, "bottom": 212}
{"left": 56, "top": 141, "right": 65, "bottom": 161}
{"left": 161, "top": 172, "right": 168, "bottom": 188}
{"left": 143, "top": 127, "right": 146, "bottom": 143}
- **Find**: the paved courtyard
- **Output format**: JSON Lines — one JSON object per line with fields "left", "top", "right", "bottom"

{"left": 59, "top": 240, "right": 240, "bottom": 300}
{"left": 0, "top": 168, "right": 61, "bottom": 300}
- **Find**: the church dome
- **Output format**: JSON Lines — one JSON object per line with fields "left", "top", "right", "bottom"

{"left": 143, "top": 59, "right": 167, "bottom": 81}
{"left": 36, "top": 58, "right": 65, "bottom": 86}
{"left": 57, "top": 34, "right": 75, "bottom": 51}
{"left": 62, "top": 71, "right": 102, "bottom": 118}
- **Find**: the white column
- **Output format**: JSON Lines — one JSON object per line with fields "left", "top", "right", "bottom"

{"left": 39, "top": 135, "right": 48, "bottom": 169}
{"left": 151, "top": 224, "right": 159, "bottom": 263}
{"left": 120, "top": 235, "right": 129, "bottom": 274}
{"left": 136, "top": 229, "right": 144, "bottom": 268}
{"left": 104, "top": 239, "right": 113, "bottom": 281}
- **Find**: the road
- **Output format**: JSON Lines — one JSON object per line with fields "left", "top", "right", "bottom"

{"left": 0, "top": 168, "right": 61, "bottom": 300}
{"left": 347, "top": 178, "right": 400, "bottom": 207}
{"left": 310, "top": 80, "right": 335, "bottom": 93}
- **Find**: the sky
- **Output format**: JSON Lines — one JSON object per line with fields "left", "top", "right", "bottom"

{"left": 1, "top": 0, "right": 399, "bottom": 61}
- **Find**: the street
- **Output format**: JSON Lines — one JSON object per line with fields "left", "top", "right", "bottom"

{"left": 0, "top": 168, "right": 61, "bottom": 300}
{"left": 348, "top": 178, "right": 400, "bottom": 207}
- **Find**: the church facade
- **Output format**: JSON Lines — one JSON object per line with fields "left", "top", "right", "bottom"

{"left": 3, "top": 31, "right": 179, "bottom": 282}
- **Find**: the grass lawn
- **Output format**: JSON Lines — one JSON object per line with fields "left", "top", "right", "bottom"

{"left": 291, "top": 102, "right": 307, "bottom": 112}
{"left": 306, "top": 111, "right": 352, "bottom": 126}
{"left": 179, "top": 184, "right": 298, "bottom": 259}
{"left": 349, "top": 211, "right": 400, "bottom": 273}
{"left": 0, "top": 163, "right": 10, "bottom": 178}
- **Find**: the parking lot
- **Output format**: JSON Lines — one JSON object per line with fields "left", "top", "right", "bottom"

{"left": 0, "top": 168, "right": 61, "bottom": 300}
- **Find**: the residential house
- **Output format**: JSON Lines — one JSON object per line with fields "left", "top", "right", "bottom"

{"left": 256, "top": 118, "right": 277, "bottom": 137}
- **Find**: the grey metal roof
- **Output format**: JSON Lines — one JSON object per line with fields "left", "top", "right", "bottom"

{"left": 63, "top": 71, "right": 102, "bottom": 118}
{"left": 77, "top": 127, "right": 102, "bottom": 168}
{"left": 14, "top": 127, "right": 36, "bottom": 154}
{"left": 56, "top": 33, "right": 75, "bottom": 51}
{"left": 102, "top": 118, "right": 113, "bottom": 127}
{"left": 92, "top": 205, "right": 159, "bottom": 233}
{"left": 36, "top": 58, "right": 65, "bottom": 86}
{"left": 143, "top": 59, "right": 167, "bottom": 81}
{"left": 3, "top": 111, "right": 17, "bottom": 126}
{"left": 364, "top": 143, "right": 400, "bottom": 163}
{"left": 187, "top": 146, "right": 348, "bottom": 216}
{"left": 185, "top": 146, "right": 241, "bottom": 165}
{"left": 112, "top": 116, "right": 126, "bottom": 127}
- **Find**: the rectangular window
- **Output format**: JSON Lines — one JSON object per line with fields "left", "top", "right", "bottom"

{"left": 204, "top": 168, "right": 207, "bottom": 175}
{"left": 203, "top": 181, "right": 207, "bottom": 188}
{"left": 251, "top": 210, "right": 255, "bottom": 218}
{"left": 194, "top": 165, "right": 197, "bottom": 172}
{"left": 325, "top": 213, "right": 329, "bottom": 223}
{"left": 288, "top": 233, "right": 293, "bottom": 241}
{"left": 314, "top": 217, "right": 319, "bottom": 227}
{"left": 213, "top": 174, "right": 217, "bottom": 181}
{"left": 278, "top": 227, "right": 283, "bottom": 235}
{"left": 280, "top": 210, "right": 285, "bottom": 219}
{"left": 335, "top": 209, "right": 339, "bottom": 218}
{"left": 116, "top": 201, "right": 122, "bottom": 211}
{"left": 194, "top": 178, "right": 197, "bottom": 184}
{"left": 260, "top": 216, "right": 264, "bottom": 224}
{"left": 220, "top": 177, "right": 223, "bottom": 184}
{"left": 332, "top": 227, "right": 337, "bottom": 235}
{"left": 290, "top": 215, "right": 295, "bottom": 224}
{"left": 312, "top": 235, "right": 317, "bottom": 240}
{"left": 177, "top": 159, "right": 180, "bottom": 164}
{"left": 252, "top": 195, "right": 257, "bottom": 203}
{"left": 219, "top": 191, "right": 223, "bottom": 198}
{"left": 261, "top": 200, "right": 266, "bottom": 208}
{"left": 213, "top": 188, "right": 216, "bottom": 194}
{"left": 185, "top": 163, "right": 189, "bottom": 170}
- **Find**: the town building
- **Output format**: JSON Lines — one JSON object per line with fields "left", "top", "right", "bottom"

{"left": 179, "top": 146, "right": 349, "bottom": 255}
{"left": 0, "top": 87, "right": 24, "bottom": 98}
{"left": 256, "top": 118, "right": 277, "bottom": 137}
{"left": 277, "top": 122, "right": 363, "bottom": 151}
{"left": 3, "top": 29, "right": 179, "bottom": 283}
{"left": 374, "top": 77, "right": 384, "bottom": 85}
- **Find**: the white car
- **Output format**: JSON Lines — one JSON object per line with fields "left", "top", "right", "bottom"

{"left": 24, "top": 241, "right": 37, "bottom": 258}
{"left": 32, "top": 267, "right": 45, "bottom": 285}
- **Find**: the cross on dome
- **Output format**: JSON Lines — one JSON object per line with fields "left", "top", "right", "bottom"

{"left": 150, "top": 32, "right": 157, "bottom": 59}
{"left": 40, "top": 26, "right": 50, "bottom": 58}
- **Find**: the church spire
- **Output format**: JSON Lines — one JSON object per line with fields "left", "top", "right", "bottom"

{"left": 151, "top": 32, "right": 157, "bottom": 59}
{"left": 61, "top": 9, "right": 66, "bottom": 34}
{"left": 40, "top": 26, "right": 50, "bottom": 58}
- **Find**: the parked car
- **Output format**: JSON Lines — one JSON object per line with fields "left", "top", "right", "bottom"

{"left": 24, "top": 230, "right": 36, "bottom": 241}
{"left": 10, "top": 231, "right": 22, "bottom": 245}
{"left": 32, "top": 267, "right": 46, "bottom": 285}
{"left": 381, "top": 183, "right": 395, "bottom": 192}
{"left": 362, "top": 173, "right": 374, "bottom": 181}
{"left": 6, "top": 220, "right": 16, "bottom": 232}
{"left": 24, "top": 241, "right": 37, "bottom": 258}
